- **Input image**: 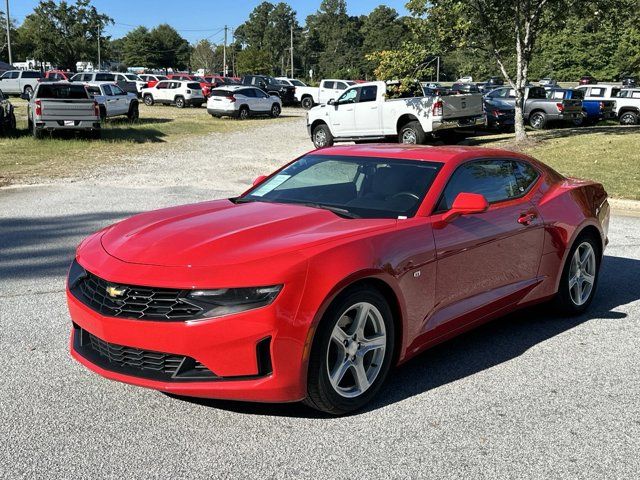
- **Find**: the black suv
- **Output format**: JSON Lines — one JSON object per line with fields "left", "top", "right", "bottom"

{"left": 241, "top": 75, "right": 296, "bottom": 105}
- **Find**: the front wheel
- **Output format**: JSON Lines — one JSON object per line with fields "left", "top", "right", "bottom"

{"left": 619, "top": 111, "right": 638, "bottom": 125}
{"left": 312, "top": 124, "right": 334, "bottom": 148}
{"left": 554, "top": 234, "right": 601, "bottom": 315}
{"left": 305, "top": 287, "right": 395, "bottom": 415}
{"left": 399, "top": 120, "right": 426, "bottom": 144}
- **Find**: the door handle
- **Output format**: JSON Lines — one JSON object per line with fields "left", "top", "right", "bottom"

{"left": 517, "top": 212, "right": 537, "bottom": 225}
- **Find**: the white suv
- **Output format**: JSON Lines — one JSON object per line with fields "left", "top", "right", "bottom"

{"left": 207, "top": 86, "right": 282, "bottom": 119}
{"left": 141, "top": 80, "right": 204, "bottom": 108}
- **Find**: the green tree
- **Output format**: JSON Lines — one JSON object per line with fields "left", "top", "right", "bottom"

{"left": 120, "top": 26, "right": 157, "bottom": 67}
{"left": 361, "top": 6, "right": 406, "bottom": 54}
{"left": 236, "top": 47, "right": 272, "bottom": 75}
{"left": 17, "top": 0, "right": 112, "bottom": 70}
{"left": 190, "top": 39, "right": 216, "bottom": 73}
{"left": 150, "top": 24, "right": 191, "bottom": 70}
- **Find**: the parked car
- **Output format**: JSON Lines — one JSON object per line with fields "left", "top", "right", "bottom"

{"left": 483, "top": 97, "right": 515, "bottom": 131}
{"left": 86, "top": 83, "right": 139, "bottom": 121}
{"left": 546, "top": 88, "right": 615, "bottom": 125}
{"left": 138, "top": 74, "right": 168, "bottom": 89}
{"left": 67, "top": 144, "right": 609, "bottom": 414}
{"left": 622, "top": 76, "right": 637, "bottom": 88}
{"left": 451, "top": 82, "right": 480, "bottom": 94}
{"left": 207, "top": 86, "right": 282, "bottom": 119}
{"left": 307, "top": 80, "right": 484, "bottom": 148}
{"left": 539, "top": 78, "right": 558, "bottom": 87}
{"left": 22, "top": 82, "right": 101, "bottom": 139}
{"left": 296, "top": 79, "right": 357, "bottom": 110}
{"left": 40, "top": 70, "right": 73, "bottom": 82}
{"left": 579, "top": 76, "right": 597, "bottom": 85}
{"left": 479, "top": 76, "right": 504, "bottom": 93}
{"left": 70, "top": 71, "right": 138, "bottom": 96}
{"left": 0, "top": 70, "right": 42, "bottom": 96}
{"left": 141, "top": 80, "right": 205, "bottom": 108}
{"left": 0, "top": 88, "right": 16, "bottom": 134}
{"left": 275, "top": 77, "right": 308, "bottom": 88}
{"left": 485, "top": 85, "right": 582, "bottom": 129}
{"left": 112, "top": 73, "right": 148, "bottom": 94}
{"left": 457, "top": 75, "right": 473, "bottom": 83}
{"left": 241, "top": 75, "right": 296, "bottom": 105}
{"left": 576, "top": 84, "right": 640, "bottom": 125}
{"left": 166, "top": 74, "right": 213, "bottom": 97}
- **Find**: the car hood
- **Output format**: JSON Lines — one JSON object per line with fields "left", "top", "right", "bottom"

{"left": 100, "top": 199, "right": 394, "bottom": 267}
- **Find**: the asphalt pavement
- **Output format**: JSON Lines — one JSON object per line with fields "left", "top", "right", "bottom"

{"left": 1, "top": 178, "right": 639, "bottom": 479}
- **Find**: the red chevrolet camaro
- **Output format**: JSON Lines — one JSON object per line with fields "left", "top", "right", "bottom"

{"left": 67, "top": 145, "right": 609, "bottom": 414}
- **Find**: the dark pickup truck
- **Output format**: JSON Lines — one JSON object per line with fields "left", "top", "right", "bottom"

{"left": 484, "top": 85, "right": 582, "bottom": 129}
{"left": 241, "top": 75, "right": 296, "bottom": 105}
{"left": 546, "top": 88, "right": 616, "bottom": 126}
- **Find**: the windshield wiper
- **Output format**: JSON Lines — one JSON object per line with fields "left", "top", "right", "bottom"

{"left": 231, "top": 196, "right": 262, "bottom": 204}
{"left": 299, "top": 203, "right": 360, "bottom": 219}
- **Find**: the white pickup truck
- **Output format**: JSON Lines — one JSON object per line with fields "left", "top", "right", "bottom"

{"left": 576, "top": 84, "right": 640, "bottom": 125}
{"left": 296, "top": 79, "right": 357, "bottom": 110}
{"left": 85, "top": 82, "right": 139, "bottom": 121}
{"left": 0, "top": 70, "right": 42, "bottom": 96}
{"left": 307, "top": 81, "right": 484, "bottom": 148}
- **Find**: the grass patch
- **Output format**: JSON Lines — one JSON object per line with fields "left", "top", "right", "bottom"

{"left": 463, "top": 126, "right": 640, "bottom": 200}
{"left": 0, "top": 98, "right": 293, "bottom": 182}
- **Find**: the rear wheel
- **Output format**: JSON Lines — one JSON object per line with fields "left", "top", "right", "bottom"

{"left": 301, "top": 96, "right": 314, "bottom": 110}
{"left": 305, "top": 286, "right": 395, "bottom": 415}
{"left": 554, "top": 233, "right": 601, "bottom": 315}
{"left": 127, "top": 102, "right": 139, "bottom": 122}
{"left": 619, "top": 111, "right": 638, "bottom": 125}
{"left": 529, "top": 111, "right": 547, "bottom": 129}
{"left": 175, "top": 96, "right": 185, "bottom": 109}
{"left": 312, "top": 123, "right": 334, "bottom": 148}
{"left": 99, "top": 106, "right": 107, "bottom": 121}
{"left": 24, "top": 85, "right": 34, "bottom": 97}
{"left": 270, "top": 103, "right": 281, "bottom": 118}
{"left": 238, "top": 106, "right": 250, "bottom": 120}
{"left": 143, "top": 94, "right": 154, "bottom": 106}
{"left": 399, "top": 121, "right": 426, "bottom": 145}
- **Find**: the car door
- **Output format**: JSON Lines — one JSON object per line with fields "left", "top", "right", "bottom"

{"left": 353, "top": 85, "right": 381, "bottom": 135}
{"left": 154, "top": 81, "right": 169, "bottom": 102}
{"left": 329, "top": 87, "right": 359, "bottom": 137}
{"left": 252, "top": 88, "right": 271, "bottom": 111}
{"left": 102, "top": 85, "right": 117, "bottom": 114}
{"left": 110, "top": 84, "right": 129, "bottom": 114}
{"left": 1, "top": 71, "right": 19, "bottom": 94}
{"left": 428, "top": 159, "right": 544, "bottom": 334}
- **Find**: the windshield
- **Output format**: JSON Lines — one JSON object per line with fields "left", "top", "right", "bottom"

{"left": 239, "top": 155, "right": 442, "bottom": 219}
{"left": 290, "top": 79, "right": 306, "bottom": 86}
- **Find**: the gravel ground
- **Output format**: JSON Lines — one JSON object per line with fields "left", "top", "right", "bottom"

{"left": 1, "top": 115, "right": 639, "bottom": 479}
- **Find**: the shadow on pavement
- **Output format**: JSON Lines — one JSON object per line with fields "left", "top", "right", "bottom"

{"left": 171, "top": 254, "right": 640, "bottom": 418}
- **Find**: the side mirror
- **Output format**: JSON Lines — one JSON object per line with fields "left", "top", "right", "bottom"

{"left": 328, "top": 98, "right": 335, "bottom": 106}
{"left": 253, "top": 175, "right": 267, "bottom": 186}
{"left": 20, "top": 92, "right": 31, "bottom": 100}
{"left": 441, "top": 192, "right": 488, "bottom": 223}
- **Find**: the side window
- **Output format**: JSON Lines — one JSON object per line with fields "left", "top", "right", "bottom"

{"left": 111, "top": 85, "right": 125, "bottom": 95}
{"left": 528, "top": 87, "right": 547, "bottom": 99}
{"left": 335, "top": 81, "right": 347, "bottom": 90}
{"left": 513, "top": 161, "right": 539, "bottom": 193}
{"left": 322, "top": 81, "right": 335, "bottom": 89}
{"left": 358, "top": 85, "right": 377, "bottom": 103}
{"left": 590, "top": 87, "right": 605, "bottom": 98}
{"left": 86, "top": 86, "right": 100, "bottom": 96}
{"left": 156, "top": 82, "right": 167, "bottom": 89}
{"left": 611, "top": 88, "right": 621, "bottom": 97}
{"left": 337, "top": 88, "right": 358, "bottom": 104}
{"left": 9, "top": 71, "right": 20, "bottom": 79}
{"left": 549, "top": 90, "right": 565, "bottom": 100}
{"left": 256, "top": 88, "right": 269, "bottom": 98}
{"left": 241, "top": 89, "right": 255, "bottom": 97}
{"left": 436, "top": 160, "right": 520, "bottom": 211}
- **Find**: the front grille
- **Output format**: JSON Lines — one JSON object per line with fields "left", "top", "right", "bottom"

{"left": 73, "top": 270, "right": 204, "bottom": 321}
{"left": 73, "top": 324, "right": 218, "bottom": 382}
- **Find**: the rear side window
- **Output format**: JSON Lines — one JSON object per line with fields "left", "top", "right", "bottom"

{"left": 95, "top": 73, "right": 115, "bottom": 81}
{"left": 187, "top": 82, "right": 201, "bottom": 89}
{"left": 436, "top": 160, "right": 520, "bottom": 211}
{"left": 23, "top": 71, "right": 43, "bottom": 79}
{"left": 358, "top": 85, "right": 377, "bottom": 103}
{"left": 513, "top": 161, "right": 539, "bottom": 193}
{"left": 548, "top": 90, "right": 566, "bottom": 100}
{"left": 528, "top": 87, "right": 547, "bottom": 99}
{"left": 335, "top": 82, "right": 348, "bottom": 90}
{"left": 589, "top": 87, "right": 605, "bottom": 97}
{"left": 571, "top": 89, "right": 584, "bottom": 99}
{"left": 36, "top": 84, "right": 88, "bottom": 99}
{"left": 322, "top": 81, "right": 335, "bottom": 89}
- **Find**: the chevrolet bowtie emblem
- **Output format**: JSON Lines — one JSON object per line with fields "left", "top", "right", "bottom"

{"left": 105, "top": 285, "right": 126, "bottom": 298}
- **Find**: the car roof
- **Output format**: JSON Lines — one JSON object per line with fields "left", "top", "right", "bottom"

{"left": 312, "top": 144, "right": 534, "bottom": 166}
{"left": 212, "top": 85, "right": 248, "bottom": 91}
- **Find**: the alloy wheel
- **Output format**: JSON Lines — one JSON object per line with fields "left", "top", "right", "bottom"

{"left": 401, "top": 128, "right": 417, "bottom": 144}
{"left": 314, "top": 129, "right": 327, "bottom": 147}
{"left": 568, "top": 241, "right": 596, "bottom": 306}
{"left": 326, "top": 302, "right": 387, "bottom": 399}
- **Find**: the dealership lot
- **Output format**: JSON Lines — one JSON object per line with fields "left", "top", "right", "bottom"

{"left": 1, "top": 118, "right": 639, "bottom": 478}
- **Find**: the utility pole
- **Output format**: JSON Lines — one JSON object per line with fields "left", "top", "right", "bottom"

{"left": 223, "top": 25, "right": 228, "bottom": 76}
{"left": 436, "top": 56, "right": 440, "bottom": 82}
{"left": 290, "top": 24, "right": 294, "bottom": 78}
{"left": 5, "top": 0, "right": 12, "bottom": 65}
{"left": 97, "top": 23, "right": 101, "bottom": 70}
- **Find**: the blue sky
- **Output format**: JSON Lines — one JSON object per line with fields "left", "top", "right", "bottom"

{"left": 11, "top": 0, "right": 410, "bottom": 44}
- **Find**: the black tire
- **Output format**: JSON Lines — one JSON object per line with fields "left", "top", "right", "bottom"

{"left": 127, "top": 102, "right": 139, "bottom": 122}
{"left": 175, "top": 96, "right": 185, "bottom": 109}
{"left": 529, "top": 111, "right": 547, "bottom": 129}
{"left": 398, "top": 120, "right": 426, "bottom": 145}
{"left": 238, "top": 106, "right": 250, "bottom": 120}
{"left": 554, "top": 232, "right": 601, "bottom": 316}
{"left": 304, "top": 286, "right": 395, "bottom": 415}
{"left": 99, "top": 106, "right": 107, "bottom": 121}
{"left": 90, "top": 129, "right": 101, "bottom": 140}
{"left": 270, "top": 103, "right": 281, "bottom": 118}
{"left": 619, "top": 111, "right": 638, "bottom": 125}
{"left": 24, "top": 85, "right": 34, "bottom": 97}
{"left": 8, "top": 112, "right": 16, "bottom": 131}
{"left": 301, "top": 96, "right": 314, "bottom": 110}
{"left": 572, "top": 112, "right": 586, "bottom": 127}
{"left": 312, "top": 123, "right": 334, "bottom": 148}
{"left": 143, "top": 94, "right": 154, "bottom": 106}
{"left": 193, "top": 102, "right": 204, "bottom": 108}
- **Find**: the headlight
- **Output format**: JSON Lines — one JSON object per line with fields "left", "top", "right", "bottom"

{"left": 68, "top": 259, "right": 87, "bottom": 288}
{"left": 187, "top": 285, "right": 282, "bottom": 317}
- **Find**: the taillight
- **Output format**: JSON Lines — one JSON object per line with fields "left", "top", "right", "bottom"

{"left": 556, "top": 102, "right": 564, "bottom": 112}
{"left": 599, "top": 101, "right": 605, "bottom": 111}
{"left": 432, "top": 100, "right": 443, "bottom": 116}
{"left": 226, "top": 95, "right": 236, "bottom": 102}
{"left": 93, "top": 101, "right": 100, "bottom": 117}
{"left": 35, "top": 100, "right": 42, "bottom": 116}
